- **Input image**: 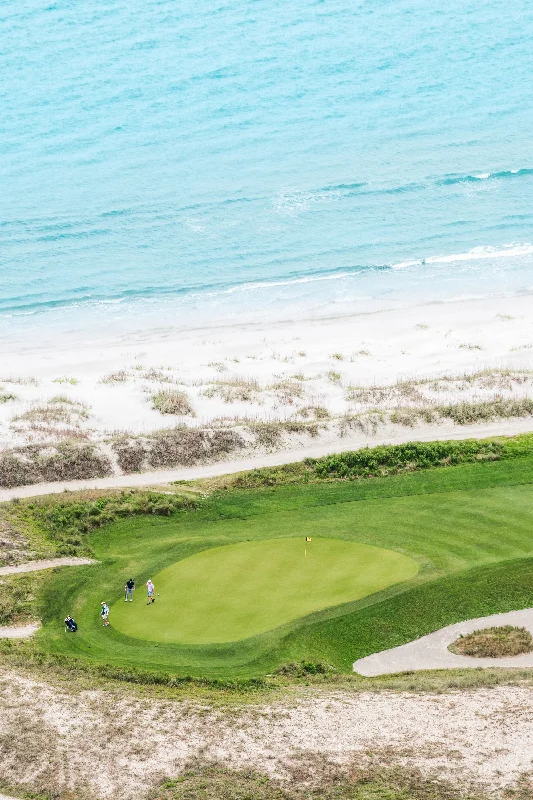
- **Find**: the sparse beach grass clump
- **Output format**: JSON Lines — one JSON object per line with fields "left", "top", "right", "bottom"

{"left": 142, "top": 368, "right": 175, "bottom": 383}
{"left": 449, "top": 626, "right": 533, "bottom": 658}
{"left": 100, "top": 370, "right": 130, "bottom": 384}
{"left": 202, "top": 378, "right": 261, "bottom": 403}
{"left": 270, "top": 378, "right": 304, "bottom": 403}
{"left": 52, "top": 376, "right": 79, "bottom": 385}
{"left": 0, "top": 389, "right": 17, "bottom": 404}
{"left": 152, "top": 389, "right": 195, "bottom": 416}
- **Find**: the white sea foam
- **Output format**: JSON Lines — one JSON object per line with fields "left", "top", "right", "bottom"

{"left": 392, "top": 243, "right": 533, "bottom": 269}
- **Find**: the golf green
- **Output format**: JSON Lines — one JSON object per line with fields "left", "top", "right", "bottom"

{"left": 111, "top": 537, "right": 418, "bottom": 644}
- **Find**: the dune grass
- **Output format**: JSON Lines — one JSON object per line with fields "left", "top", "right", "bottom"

{"left": 25, "top": 451, "right": 533, "bottom": 679}
{"left": 449, "top": 625, "right": 533, "bottom": 658}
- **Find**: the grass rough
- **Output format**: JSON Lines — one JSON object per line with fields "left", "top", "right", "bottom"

{"left": 449, "top": 625, "right": 533, "bottom": 658}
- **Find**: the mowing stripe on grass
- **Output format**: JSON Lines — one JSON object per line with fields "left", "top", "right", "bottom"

{"left": 111, "top": 538, "right": 418, "bottom": 643}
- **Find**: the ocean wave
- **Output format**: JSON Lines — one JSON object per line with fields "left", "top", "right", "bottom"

{"left": 2, "top": 242, "right": 533, "bottom": 319}
{"left": 437, "top": 168, "right": 533, "bottom": 186}
{"left": 392, "top": 243, "right": 533, "bottom": 269}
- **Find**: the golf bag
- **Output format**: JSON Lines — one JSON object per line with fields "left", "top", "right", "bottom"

{"left": 64, "top": 616, "right": 78, "bottom": 632}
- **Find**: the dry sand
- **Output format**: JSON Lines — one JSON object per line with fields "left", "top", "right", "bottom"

{"left": 2, "top": 292, "right": 533, "bottom": 495}
{"left": 1, "top": 671, "right": 533, "bottom": 798}
{"left": 2, "top": 293, "right": 533, "bottom": 447}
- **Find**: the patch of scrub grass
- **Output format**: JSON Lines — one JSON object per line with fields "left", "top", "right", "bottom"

{"left": 330, "top": 352, "right": 344, "bottom": 360}
{"left": 100, "top": 370, "right": 130, "bottom": 384}
{"left": 152, "top": 389, "right": 195, "bottom": 416}
{"left": 449, "top": 625, "right": 533, "bottom": 658}
{"left": 326, "top": 370, "right": 341, "bottom": 384}
{"left": 203, "top": 379, "right": 260, "bottom": 403}
{"left": 270, "top": 379, "right": 304, "bottom": 403}
{"left": 150, "top": 763, "right": 472, "bottom": 800}
{"left": 0, "top": 390, "right": 17, "bottom": 403}
{"left": 458, "top": 343, "right": 483, "bottom": 351}
{"left": 0, "top": 572, "right": 49, "bottom": 625}
{"left": 142, "top": 368, "right": 175, "bottom": 383}
{"left": 52, "top": 376, "right": 79, "bottom": 385}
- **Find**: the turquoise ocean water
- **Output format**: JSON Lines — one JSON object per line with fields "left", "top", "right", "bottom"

{"left": 1, "top": 0, "right": 533, "bottom": 344}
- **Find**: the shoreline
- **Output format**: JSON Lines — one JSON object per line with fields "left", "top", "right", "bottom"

{"left": 2, "top": 291, "right": 533, "bottom": 494}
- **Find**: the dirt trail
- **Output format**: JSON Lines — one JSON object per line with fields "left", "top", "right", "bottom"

{"left": 0, "top": 558, "right": 96, "bottom": 577}
{"left": 2, "top": 417, "right": 533, "bottom": 502}
{"left": 0, "top": 623, "right": 40, "bottom": 639}
{"left": 1, "top": 672, "right": 533, "bottom": 798}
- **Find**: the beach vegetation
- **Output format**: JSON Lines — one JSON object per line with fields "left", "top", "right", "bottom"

{"left": 449, "top": 626, "right": 533, "bottom": 658}
{"left": 0, "top": 389, "right": 17, "bottom": 404}
{"left": 203, "top": 378, "right": 261, "bottom": 403}
{"left": 270, "top": 379, "right": 304, "bottom": 403}
{"left": 11, "top": 401, "right": 89, "bottom": 426}
{"left": 0, "top": 376, "right": 39, "bottom": 386}
{"left": 52, "top": 376, "right": 79, "bottom": 385}
{"left": 330, "top": 352, "right": 344, "bottom": 360}
{"left": 141, "top": 368, "right": 175, "bottom": 383}
{"left": 207, "top": 361, "right": 228, "bottom": 372}
{"left": 326, "top": 370, "right": 341, "bottom": 384}
{"left": 147, "top": 426, "right": 245, "bottom": 468}
{"left": 0, "top": 442, "right": 112, "bottom": 488}
{"left": 298, "top": 405, "right": 330, "bottom": 419}
{"left": 147, "top": 762, "right": 471, "bottom": 800}
{"left": 100, "top": 370, "right": 130, "bottom": 384}
{"left": 152, "top": 389, "right": 194, "bottom": 416}
{"left": 458, "top": 343, "right": 483, "bottom": 351}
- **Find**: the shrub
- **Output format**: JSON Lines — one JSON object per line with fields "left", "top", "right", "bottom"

{"left": 0, "top": 442, "right": 112, "bottom": 488}
{"left": 0, "top": 453, "right": 38, "bottom": 488}
{"left": 147, "top": 427, "right": 244, "bottom": 468}
{"left": 29, "top": 490, "right": 198, "bottom": 555}
{"left": 312, "top": 440, "right": 504, "bottom": 479}
{"left": 152, "top": 389, "right": 194, "bottom": 416}
{"left": 37, "top": 442, "right": 112, "bottom": 482}
{"left": 449, "top": 626, "right": 533, "bottom": 658}
{"left": 112, "top": 437, "right": 146, "bottom": 473}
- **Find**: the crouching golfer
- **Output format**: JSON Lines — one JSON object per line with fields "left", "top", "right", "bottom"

{"left": 124, "top": 577, "right": 135, "bottom": 602}
{"left": 101, "top": 601, "right": 110, "bottom": 626}
{"left": 146, "top": 579, "right": 155, "bottom": 605}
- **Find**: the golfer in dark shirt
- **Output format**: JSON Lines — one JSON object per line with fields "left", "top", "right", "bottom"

{"left": 125, "top": 578, "right": 135, "bottom": 602}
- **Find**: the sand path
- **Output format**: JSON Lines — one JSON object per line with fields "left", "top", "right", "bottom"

{"left": 0, "top": 558, "right": 95, "bottom": 576}
{"left": 354, "top": 607, "right": 533, "bottom": 676}
{"left": 2, "top": 416, "right": 533, "bottom": 502}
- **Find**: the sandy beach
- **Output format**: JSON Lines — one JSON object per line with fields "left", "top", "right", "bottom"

{"left": 1, "top": 293, "right": 533, "bottom": 491}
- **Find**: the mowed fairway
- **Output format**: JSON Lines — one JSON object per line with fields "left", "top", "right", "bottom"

{"left": 36, "top": 456, "right": 533, "bottom": 677}
{"left": 111, "top": 538, "right": 418, "bottom": 643}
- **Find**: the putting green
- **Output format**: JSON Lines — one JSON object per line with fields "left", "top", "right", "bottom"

{"left": 111, "top": 537, "right": 418, "bottom": 644}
